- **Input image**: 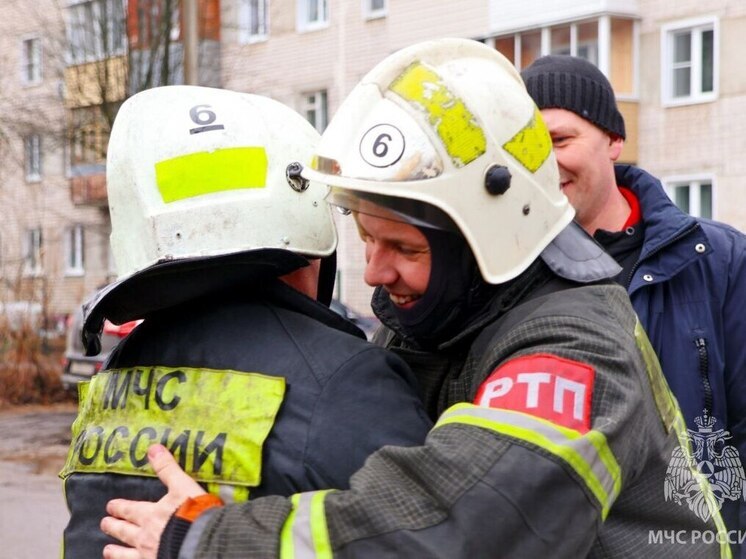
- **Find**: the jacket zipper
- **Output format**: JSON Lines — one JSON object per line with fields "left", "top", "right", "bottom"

{"left": 625, "top": 223, "right": 701, "bottom": 289}
{"left": 695, "top": 337, "right": 713, "bottom": 416}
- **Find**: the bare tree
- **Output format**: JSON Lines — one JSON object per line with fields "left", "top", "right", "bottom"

{"left": 0, "top": 0, "right": 186, "bottom": 396}
{"left": 64, "top": 0, "right": 184, "bottom": 163}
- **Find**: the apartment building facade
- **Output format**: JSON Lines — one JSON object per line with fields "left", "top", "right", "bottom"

{"left": 0, "top": 0, "right": 220, "bottom": 323}
{"left": 223, "top": 0, "right": 746, "bottom": 311}
{"left": 0, "top": 0, "right": 113, "bottom": 325}
{"left": 0, "top": 0, "right": 743, "bottom": 319}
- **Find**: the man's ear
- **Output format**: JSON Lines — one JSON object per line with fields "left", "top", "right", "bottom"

{"left": 609, "top": 135, "right": 624, "bottom": 162}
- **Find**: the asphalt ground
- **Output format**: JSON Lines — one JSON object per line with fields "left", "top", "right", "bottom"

{"left": 0, "top": 403, "right": 76, "bottom": 559}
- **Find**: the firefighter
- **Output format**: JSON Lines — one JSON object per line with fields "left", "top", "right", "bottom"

{"left": 101, "top": 40, "right": 729, "bottom": 558}
{"left": 59, "top": 85, "right": 432, "bottom": 558}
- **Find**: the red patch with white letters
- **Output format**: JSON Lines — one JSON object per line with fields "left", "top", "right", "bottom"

{"left": 474, "top": 354, "right": 595, "bottom": 433}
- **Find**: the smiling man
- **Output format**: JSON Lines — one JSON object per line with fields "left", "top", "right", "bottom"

{"left": 522, "top": 55, "right": 746, "bottom": 554}
{"left": 521, "top": 55, "right": 629, "bottom": 237}
{"left": 60, "top": 85, "right": 432, "bottom": 559}
{"left": 101, "top": 39, "right": 729, "bottom": 559}
{"left": 358, "top": 210, "right": 431, "bottom": 309}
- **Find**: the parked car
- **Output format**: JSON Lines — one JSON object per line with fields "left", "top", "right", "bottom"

{"left": 330, "top": 299, "right": 380, "bottom": 340}
{"left": 61, "top": 306, "right": 141, "bottom": 392}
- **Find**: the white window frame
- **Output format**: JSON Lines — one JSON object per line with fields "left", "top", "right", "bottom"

{"left": 301, "top": 89, "right": 328, "bottom": 132}
{"left": 24, "top": 134, "right": 42, "bottom": 182}
{"left": 296, "top": 0, "right": 328, "bottom": 32}
{"left": 663, "top": 174, "right": 715, "bottom": 219}
{"left": 491, "top": 16, "right": 640, "bottom": 100}
{"left": 363, "top": 0, "right": 386, "bottom": 20}
{"left": 661, "top": 16, "right": 718, "bottom": 107}
{"left": 64, "top": 224, "right": 85, "bottom": 276}
{"left": 239, "top": 0, "right": 269, "bottom": 43}
{"left": 23, "top": 227, "right": 43, "bottom": 277}
{"left": 21, "top": 36, "right": 42, "bottom": 85}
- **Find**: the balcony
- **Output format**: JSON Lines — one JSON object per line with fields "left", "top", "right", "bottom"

{"left": 70, "top": 164, "right": 107, "bottom": 207}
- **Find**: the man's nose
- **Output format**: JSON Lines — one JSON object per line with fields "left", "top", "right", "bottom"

{"left": 363, "top": 246, "right": 398, "bottom": 287}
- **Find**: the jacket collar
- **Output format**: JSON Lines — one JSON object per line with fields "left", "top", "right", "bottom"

{"left": 614, "top": 164, "right": 707, "bottom": 289}
{"left": 614, "top": 164, "right": 702, "bottom": 259}
{"left": 373, "top": 259, "right": 556, "bottom": 353}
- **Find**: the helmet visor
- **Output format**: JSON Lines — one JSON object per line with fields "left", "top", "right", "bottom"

{"left": 328, "top": 187, "right": 459, "bottom": 233}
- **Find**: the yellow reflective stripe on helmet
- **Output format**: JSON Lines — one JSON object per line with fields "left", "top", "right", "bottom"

{"left": 280, "top": 491, "right": 334, "bottom": 559}
{"left": 155, "top": 146, "right": 268, "bottom": 203}
{"left": 435, "top": 403, "right": 621, "bottom": 519}
{"left": 389, "top": 62, "right": 486, "bottom": 167}
{"left": 502, "top": 107, "right": 552, "bottom": 173}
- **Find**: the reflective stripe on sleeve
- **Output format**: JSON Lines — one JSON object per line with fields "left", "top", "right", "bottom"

{"left": 635, "top": 321, "right": 732, "bottom": 558}
{"left": 280, "top": 490, "right": 333, "bottom": 559}
{"left": 434, "top": 402, "right": 622, "bottom": 519}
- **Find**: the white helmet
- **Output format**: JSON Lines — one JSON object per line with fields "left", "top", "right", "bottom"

{"left": 107, "top": 85, "right": 336, "bottom": 281}
{"left": 302, "top": 38, "right": 573, "bottom": 284}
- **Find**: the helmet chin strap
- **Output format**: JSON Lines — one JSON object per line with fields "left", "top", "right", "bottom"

{"left": 316, "top": 250, "right": 337, "bottom": 307}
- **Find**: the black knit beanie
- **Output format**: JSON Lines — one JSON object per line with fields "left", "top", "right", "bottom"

{"left": 521, "top": 55, "right": 626, "bottom": 140}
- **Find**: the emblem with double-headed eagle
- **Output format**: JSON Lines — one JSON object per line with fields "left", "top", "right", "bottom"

{"left": 664, "top": 410, "right": 745, "bottom": 521}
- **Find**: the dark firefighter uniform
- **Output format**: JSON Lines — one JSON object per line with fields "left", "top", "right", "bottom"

{"left": 59, "top": 274, "right": 432, "bottom": 558}
{"left": 163, "top": 225, "right": 730, "bottom": 559}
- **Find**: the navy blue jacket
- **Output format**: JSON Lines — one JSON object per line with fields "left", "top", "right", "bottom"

{"left": 617, "top": 164, "right": 746, "bottom": 547}
{"left": 61, "top": 280, "right": 432, "bottom": 558}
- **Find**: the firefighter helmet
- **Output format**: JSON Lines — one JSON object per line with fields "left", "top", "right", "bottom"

{"left": 302, "top": 38, "right": 573, "bottom": 284}
{"left": 106, "top": 85, "right": 336, "bottom": 281}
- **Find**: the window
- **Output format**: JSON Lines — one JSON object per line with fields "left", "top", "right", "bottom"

{"left": 661, "top": 18, "right": 717, "bottom": 106}
{"left": 239, "top": 0, "right": 268, "bottom": 42}
{"left": 519, "top": 31, "right": 542, "bottom": 69}
{"left": 24, "top": 134, "right": 42, "bottom": 181}
{"left": 302, "top": 90, "right": 328, "bottom": 132}
{"left": 496, "top": 22, "right": 601, "bottom": 71}
{"left": 70, "top": 106, "right": 111, "bottom": 166}
{"left": 65, "top": 225, "right": 85, "bottom": 276}
{"left": 297, "top": 0, "right": 328, "bottom": 31}
{"left": 665, "top": 177, "right": 713, "bottom": 219}
{"left": 549, "top": 22, "right": 598, "bottom": 64}
{"left": 21, "top": 37, "right": 42, "bottom": 84}
{"left": 24, "top": 227, "right": 43, "bottom": 276}
{"left": 363, "top": 0, "right": 386, "bottom": 19}
{"left": 128, "top": 0, "right": 181, "bottom": 48}
{"left": 67, "top": 0, "right": 126, "bottom": 64}
{"left": 491, "top": 16, "right": 637, "bottom": 97}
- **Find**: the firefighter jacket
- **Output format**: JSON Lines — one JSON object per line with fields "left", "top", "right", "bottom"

{"left": 59, "top": 280, "right": 432, "bottom": 559}
{"left": 615, "top": 164, "right": 746, "bottom": 553}
{"left": 168, "top": 233, "right": 731, "bottom": 559}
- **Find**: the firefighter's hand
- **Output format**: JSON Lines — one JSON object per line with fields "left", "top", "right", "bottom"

{"left": 100, "top": 444, "right": 206, "bottom": 559}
